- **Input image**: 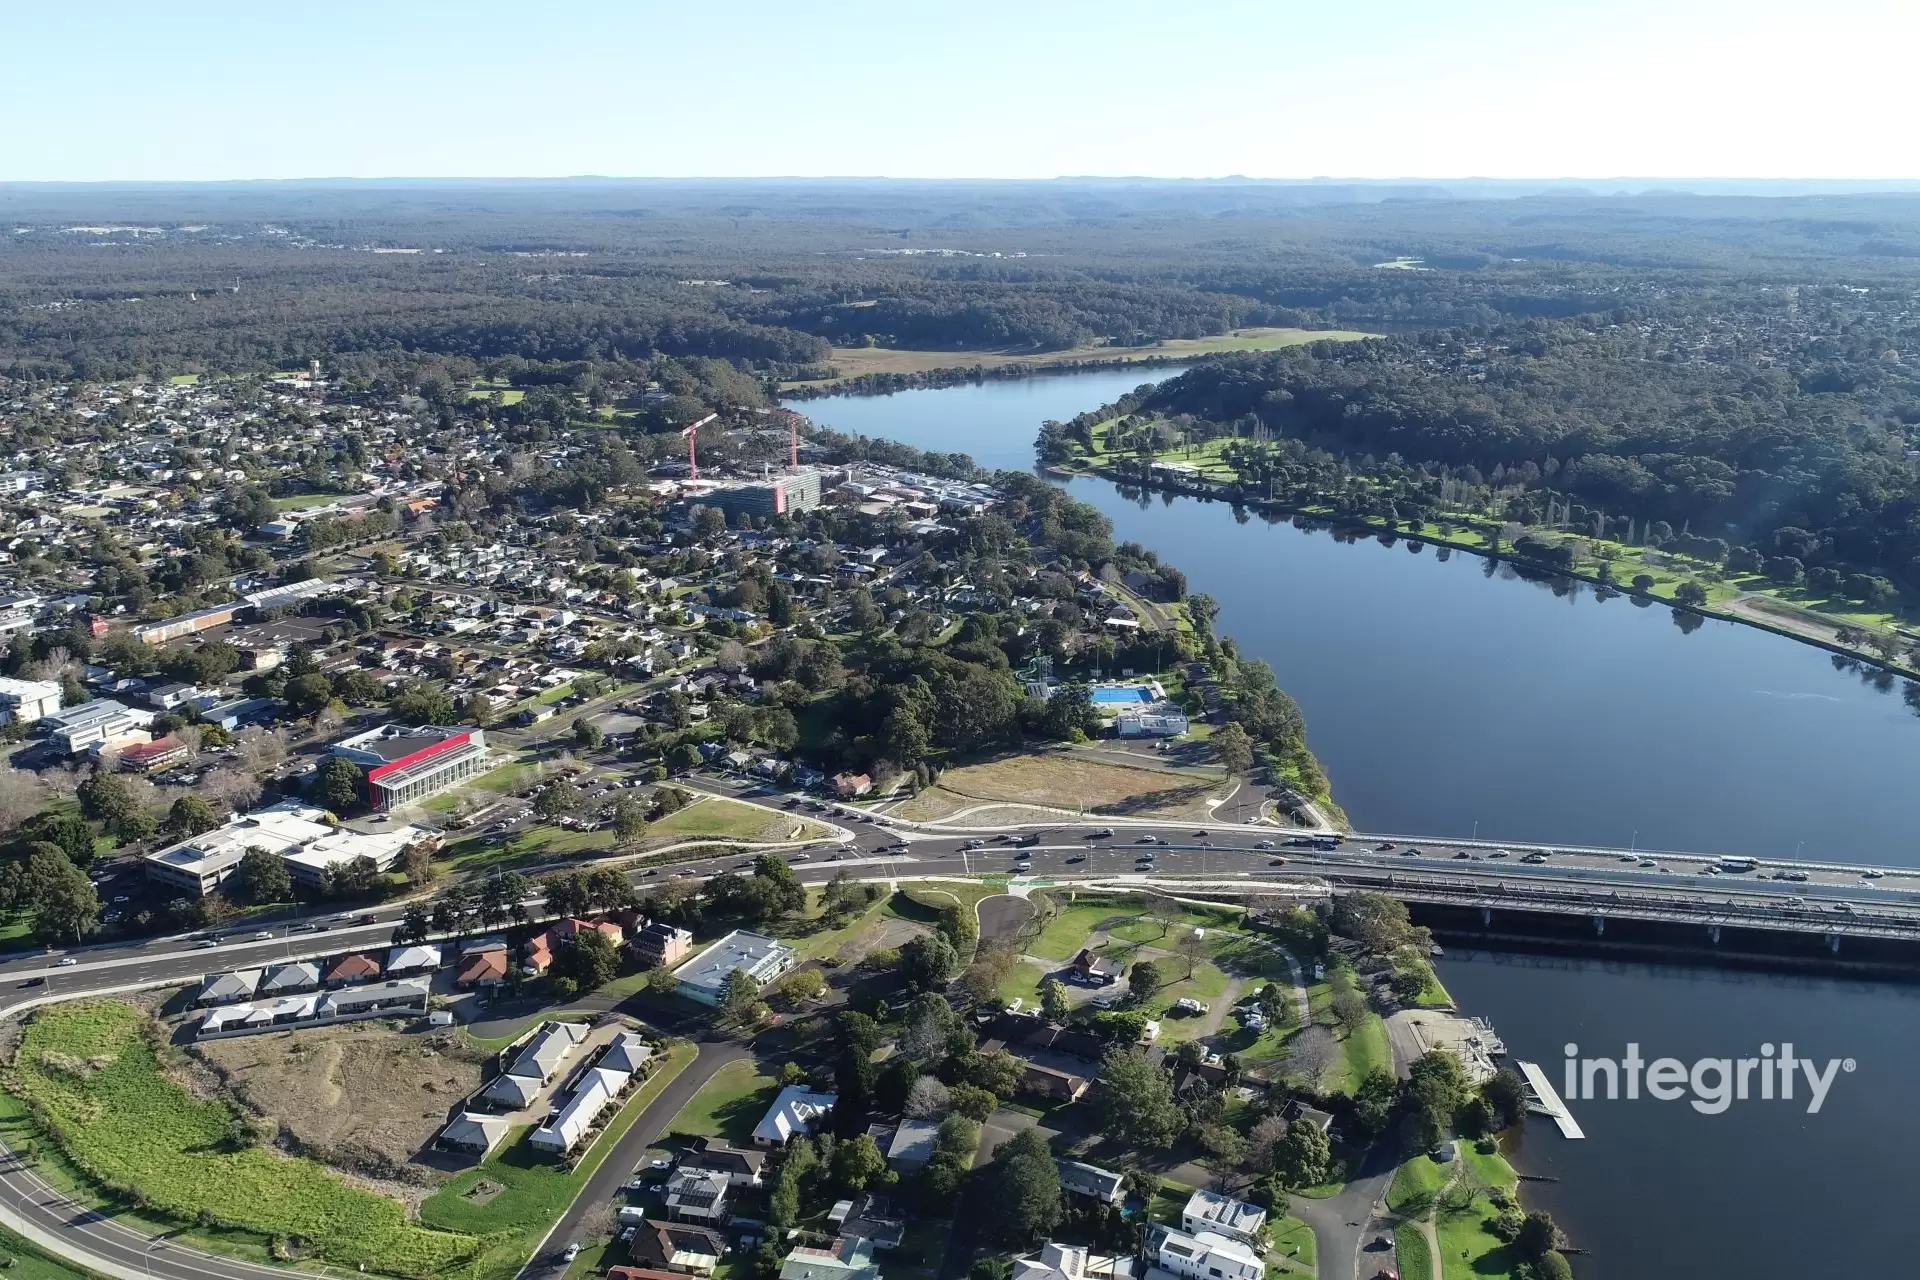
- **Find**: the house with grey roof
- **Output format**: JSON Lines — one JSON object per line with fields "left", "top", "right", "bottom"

{"left": 194, "top": 969, "right": 263, "bottom": 1007}
{"left": 259, "top": 961, "right": 322, "bottom": 994}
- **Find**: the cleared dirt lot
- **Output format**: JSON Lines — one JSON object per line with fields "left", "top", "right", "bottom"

{"left": 894, "top": 752, "right": 1221, "bottom": 822}
{"left": 186, "top": 1022, "right": 492, "bottom": 1191}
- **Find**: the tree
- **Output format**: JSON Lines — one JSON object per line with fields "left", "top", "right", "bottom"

{"left": 963, "top": 1047, "right": 1024, "bottom": 1100}
{"left": 1673, "top": 580, "right": 1708, "bottom": 607}
{"left": 1281, "top": 1026, "right": 1336, "bottom": 1088}
{"left": 77, "top": 771, "right": 138, "bottom": 828}
{"left": 1405, "top": 1049, "right": 1467, "bottom": 1150}
{"left": 1272, "top": 1119, "right": 1330, "bottom": 1189}
{"left": 572, "top": 717, "right": 603, "bottom": 750}
{"left": 722, "top": 969, "right": 763, "bottom": 1025}
{"left": 315, "top": 758, "right": 364, "bottom": 813}
{"left": 554, "top": 929, "right": 621, "bottom": 992}
{"left": 779, "top": 968, "right": 829, "bottom": 1002}
{"left": 831, "top": 1132, "right": 893, "bottom": 1193}
{"left": 614, "top": 795, "right": 648, "bottom": 846}
{"left": 986, "top": 1127, "right": 1062, "bottom": 1245}
{"left": 26, "top": 812, "right": 95, "bottom": 868}
{"left": 393, "top": 903, "right": 431, "bottom": 945}
{"left": 1176, "top": 927, "right": 1207, "bottom": 979}
{"left": 1040, "top": 977, "right": 1070, "bottom": 1024}
{"left": 534, "top": 779, "right": 581, "bottom": 818}
{"left": 283, "top": 672, "right": 334, "bottom": 715}
{"left": 233, "top": 846, "right": 292, "bottom": 903}
{"left": 403, "top": 841, "right": 436, "bottom": 887}
{"left": 14, "top": 845, "right": 100, "bottom": 944}
{"left": 1097, "top": 1047, "right": 1182, "bottom": 1150}
{"left": 948, "top": 1082, "right": 998, "bottom": 1121}
{"left": 164, "top": 794, "right": 220, "bottom": 840}
{"left": 1483, "top": 1067, "right": 1528, "bottom": 1129}
{"left": 389, "top": 681, "right": 455, "bottom": 726}
{"left": 1128, "top": 960, "right": 1162, "bottom": 1000}
{"left": 1213, "top": 721, "right": 1254, "bottom": 776}
{"left": 898, "top": 932, "right": 957, "bottom": 993}
{"left": 1352, "top": 1068, "right": 1398, "bottom": 1138}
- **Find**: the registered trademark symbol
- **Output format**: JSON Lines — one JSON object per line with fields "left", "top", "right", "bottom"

{"left": 1843, "top": 1058, "right": 1857, "bottom": 1072}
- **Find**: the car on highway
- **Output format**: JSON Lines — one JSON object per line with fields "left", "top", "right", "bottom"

{"left": 961, "top": 839, "right": 985, "bottom": 850}
{"left": 1488, "top": 849, "right": 1509, "bottom": 859}
{"left": 252, "top": 930, "right": 276, "bottom": 941}
{"left": 56, "top": 957, "right": 77, "bottom": 966}
{"left": 1864, "top": 869, "right": 1886, "bottom": 879}
{"left": 1376, "top": 842, "right": 1395, "bottom": 851}
{"left": 1014, "top": 862, "right": 1032, "bottom": 873}
{"left": 1193, "top": 830, "right": 1209, "bottom": 838}
{"left": 1066, "top": 854, "right": 1085, "bottom": 863}
{"left": 1639, "top": 858, "right": 1658, "bottom": 868}
{"left": 1255, "top": 839, "right": 1275, "bottom": 850}
{"left": 1086, "top": 828, "right": 1114, "bottom": 839}
{"left": 193, "top": 938, "right": 220, "bottom": 948}
{"left": 18, "top": 976, "right": 43, "bottom": 988}
{"left": 1454, "top": 850, "right": 1473, "bottom": 859}
{"left": 1134, "top": 835, "right": 1158, "bottom": 844}
{"left": 1268, "top": 858, "right": 1287, "bottom": 867}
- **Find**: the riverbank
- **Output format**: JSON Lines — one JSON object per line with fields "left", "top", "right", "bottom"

{"left": 1061, "top": 451, "right": 1920, "bottom": 686}
{"left": 778, "top": 327, "right": 1374, "bottom": 396}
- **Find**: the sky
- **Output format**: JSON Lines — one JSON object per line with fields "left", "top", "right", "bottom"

{"left": 2, "top": 0, "right": 1912, "bottom": 183}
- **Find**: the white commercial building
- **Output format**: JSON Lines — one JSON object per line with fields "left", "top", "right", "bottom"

{"left": 0, "top": 678, "right": 60, "bottom": 725}
{"left": 673, "top": 929, "right": 796, "bottom": 1006}
{"left": 42, "top": 698, "right": 155, "bottom": 754}
{"left": 143, "top": 800, "right": 435, "bottom": 897}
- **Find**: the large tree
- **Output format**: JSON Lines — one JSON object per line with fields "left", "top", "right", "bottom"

{"left": 984, "top": 1127, "right": 1062, "bottom": 1245}
{"left": 1097, "top": 1047, "right": 1182, "bottom": 1150}
{"left": 233, "top": 845, "right": 292, "bottom": 903}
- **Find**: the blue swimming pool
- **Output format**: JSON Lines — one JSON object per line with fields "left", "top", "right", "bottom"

{"left": 1090, "top": 686, "right": 1154, "bottom": 705}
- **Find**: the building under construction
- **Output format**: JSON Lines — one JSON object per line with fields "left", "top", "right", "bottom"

{"left": 702, "top": 468, "right": 825, "bottom": 520}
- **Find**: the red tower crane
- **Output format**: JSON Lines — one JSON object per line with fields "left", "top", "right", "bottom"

{"left": 680, "top": 412, "right": 718, "bottom": 479}
{"left": 774, "top": 408, "right": 804, "bottom": 469}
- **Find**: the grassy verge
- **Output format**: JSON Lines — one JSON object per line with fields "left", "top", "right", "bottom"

{"left": 419, "top": 1039, "right": 696, "bottom": 1280}
{"left": 1270, "top": 1216, "right": 1316, "bottom": 1268}
{"left": 0, "top": 1225, "right": 105, "bottom": 1279}
{"left": 1387, "top": 1153, "right": 1449, "bottom": 1218}
{"left": 1394, "top": 1224, "right": 1434, "bottom": 1280}
{"left": 662, "top": 1058, "right": 778, "bottom": 1147}
{"left": 9, "top": 1001, "right": 476, "bottom": 1277}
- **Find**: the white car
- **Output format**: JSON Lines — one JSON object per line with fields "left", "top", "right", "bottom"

{"left": 56, "top": 957, "right": 78, "bottom": 967}
{"left": 1255, "top": 840, "right": 1275, "bottom": 850}
{"left": 561, "top": 1243, "right": 582, "bottom": 1263}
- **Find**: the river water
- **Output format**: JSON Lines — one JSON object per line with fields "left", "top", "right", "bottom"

{"left": 794, "top": 369, "right": 1920, "bottom": 862}
{"left": 793, "top": 366, "right": 1920, "bottom": 1280}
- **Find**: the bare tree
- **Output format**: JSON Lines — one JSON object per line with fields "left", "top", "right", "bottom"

{"left": 0, "top": 769, "right": 48, "bottom": 834}
{"left": 200, "top": 766, "right": 262, "bottom": 815}
{"left": 904, "top": 1076, "right": 951, "bottom": 1119}
{"left": 1146, "top": 894, "right": 1183, "bottom": 938}
{"left": 714, "top": 640, "right": 748, "bottom": 674}
{"left": 1177, "top": 927, "right": 1208, "bottom": 980}
{"left": 1248, "top": 1114, "right": 1290, "bottom": 1171}
{"left": 1280, "top": 1026, "right": 1337, "bottom": 1089}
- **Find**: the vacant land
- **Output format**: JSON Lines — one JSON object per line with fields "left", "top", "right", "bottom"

{"left": 421, "top": 1040, "right": 696, "bottom": 1280}
{"left": 665, "top": 1059, "right": 778, "bottom": 1147}
{"left": 189, "top": 1023, "right": 492, "bottom": 1187}
{"left": 11, "top": 1001, "right": 477, "bottom": 1278}
{"left": 649, "top": 796, "right": 826, "bottom": 844}
{"left": 785, "top": 327, "right": 1376, "bottom": 385}
{"left": 894, "top": 752, "right": 1220, "bottom": 822}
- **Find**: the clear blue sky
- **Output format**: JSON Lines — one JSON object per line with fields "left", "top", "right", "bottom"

{"left": 3, "top": 0, "right": 1908, "bottom": 182}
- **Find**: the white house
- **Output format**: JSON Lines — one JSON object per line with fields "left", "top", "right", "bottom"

{"left": 752, "top": 1084, "right": 836, "bottom": 1147}
{"left": 1151, "top": 1229, "right": 1261, "bottom": 1280}
{"left": 1180, "top": 1189, "right": 1266, "bottom": 1247}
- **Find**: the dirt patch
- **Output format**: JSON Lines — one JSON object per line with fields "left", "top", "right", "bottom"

{"left": 911, "top": 752, "right": 1222, "bottom": 821}
{"left": 183, "top": 1022, "right": 492, "bottom": 1199}
{"left": 977, "top": 895, "right": 1036, "bottom": 945}
{"left": 830, "top": 915, "right": 927, "bottom": 967}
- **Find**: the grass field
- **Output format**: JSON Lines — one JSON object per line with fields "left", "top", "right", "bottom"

{"left": 420, "top": 1039, "right": 695, "bottom": 1280}
{"left": 1394, "top": 1224, "right": 1434, "bottom": 1280}
{"left": 893, "top": 752, "right": 1221, "bottom": 822}
{"left": 648, "top": 797, "right": 822, "bottom": 844}
{"left": 664, "top": 1059, "right": 778, "bottom": 1147}
{"left": 1388, "top": 1152, "right": 1450, "bottom": 1217}
{"left": 1270, "top": 1216, "right": 1316, "bottom": 1268}
{"left": 1030, "top": 900, "right": 1137, "bottom": 961}
{"left": 0, "top": 1225, "right": 101, "bottom": 1279}
{"left": 785, "top": 328, "right": 1376, "bottom": 386}
{"left": 12, "top": 1001, "right": 477, "bottom": 1278}
{"left": 271, "top": 492, "right": 343, "bottom": 511}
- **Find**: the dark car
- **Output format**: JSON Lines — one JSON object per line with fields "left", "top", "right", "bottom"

{"left": 1086, "top": 828, "right": 1114, "bottom": 839}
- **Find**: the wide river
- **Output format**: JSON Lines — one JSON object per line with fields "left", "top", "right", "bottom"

{"left": 792, "top": 366, "right": 1920, "bottom": 1280}
{"left": 793, "top": 368, "right": 1920, "bottom": 861}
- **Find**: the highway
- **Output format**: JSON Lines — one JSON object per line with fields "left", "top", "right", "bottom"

{"left": 7, "top": 778, "right": 1920, "bottom": 1278}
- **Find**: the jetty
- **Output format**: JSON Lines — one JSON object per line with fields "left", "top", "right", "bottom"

{"left": 1516, "top": 1060, "right": 1586, "bottom": 1140}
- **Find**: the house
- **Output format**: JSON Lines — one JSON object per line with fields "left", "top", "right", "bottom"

{"left": 630, "top": 1222, "right": 727, "bottom": 1275}
{"left": 1149, "top": 1228, "right": 1262, "bottom": 1280}
{"left": 632, "top": 920, "right": 695, "bottom": 968}
{"left": 883, "top": 1119, "right": 941, "bottom": 1173}
{"left": 1283, "top": 1099, "right": 1335, "bottom": 1136}
{"left": 1070, "top": 949, "right": 1125, "bottom": 987}
{"left": 456, "top": 947, "right": 508, "bottom": 988}
{"left": 673, "top": 930, "right": 797, "bottom": 1006}
{"left": 1015, "top": 1243, "right": 1136, "bottom": 1280}
{"left": 484, "top": 1020, "right": 588, "bottom": 1107}
{"left": 529, "top": 1064, "right": 630, "bottom": 1154}
{"left": 779, "top": 1236, "right": 881, "bottom": 1280}
{"left": 526, "top": 916, "right": 626, "bottom": 974}
{"left": 438, "top": 1112, "right": 511, "bottom": 1156}
{"left": 830, "top": 1194, "right": 905, "bottom": 1250}
{"left": 601, "top": 1031, "right": 656, "bottom": 1075}
{"left": 664, "top": 1167, "right": 731, "bottom": 1224}
{"left": 194, "top": 969, "right": 263, "bottom": 1007}
{"left": 258, "top": 961, "right": 323, "bottom": 995}
{"left": 1056, "top": 1160, "right": 1126, "bottom": 1205}
{"left": 679, "top": 1137, "right": 766, "bottom": 1188}
{"left": 831, "top": 773, "right": 872, "bottom": 798}
{"left": 751, "top": 1084, "right": 837, "bottom": 1147}
{"left": 116, "top": 735, "right": 192, "bottom": 773}
{"left": 386, "top": 944, "right": 442, "bottom": 975}
{"left": 327, "top": 953, "right": 383, "bottom": 986}
{"left": 1180, "top": 1189, "right": 1266, "bottom": 1247}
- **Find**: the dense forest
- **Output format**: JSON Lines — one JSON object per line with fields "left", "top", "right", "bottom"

{"left": 6, "top": 180, "right": 1920, "bottom": 383}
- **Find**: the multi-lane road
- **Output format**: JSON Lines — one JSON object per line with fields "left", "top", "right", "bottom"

{"left": 6, "top": 777, "right": 1920, "bottom": 1279}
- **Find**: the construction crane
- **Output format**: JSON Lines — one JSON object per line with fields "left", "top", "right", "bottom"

{"left": 680, "top": 413, "right": 718, "bottom": 479}
{"left": 774, "top": 408, "right": 805, "bottom": 469}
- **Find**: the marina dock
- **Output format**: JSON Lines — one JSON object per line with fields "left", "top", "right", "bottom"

{"left": 1516, "top": 1060, "right": 1586, "bottom": 1140}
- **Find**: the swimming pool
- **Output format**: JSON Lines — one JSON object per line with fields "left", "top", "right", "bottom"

{"left": 1090, "top": 686, "right": 1154, "bottom": 705}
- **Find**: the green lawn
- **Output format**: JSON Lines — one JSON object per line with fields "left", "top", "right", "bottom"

{"left": 1270, "top": 1216, "right": 1316, "bottom": 1267}
{"left": 475, "top": 759, "right": 543, "bottom": 792}
{"left": 1387, "top": 1153, "right": 1450, "bottom": 1218}
{"left": 271, "top": 491, "right": 343, "bottom": 510}
{"left": 997, "top": 959, "right": 1051, "bottom": 1009}
{"left": 0, "top": 1225, "right": 104, "bottom": 1279}
{"left": 11, "top": 1001, "right": 477, "bottom": 1278}
{"left": 1324, "top": 1013, "right": 1392, "bottom": 1095}
{"left": 1031, "top": 901, "right": 1134, "bottom": 961}
{"left": 420, "top": 1039, "right": 696, "bottom": 1280}
{"left": 1394, "top": 1224, "right": 1434, "bottom": 1280}
{"left": 664, "top": 1058, "right": 778, "bottom": 1147}
{"left": 780, "top": 886, "right": 895, "bottom": 963}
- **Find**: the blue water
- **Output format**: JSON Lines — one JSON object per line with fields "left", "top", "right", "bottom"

{"left": 1090, "top": 687, "right": 1153, "bottom": 705}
